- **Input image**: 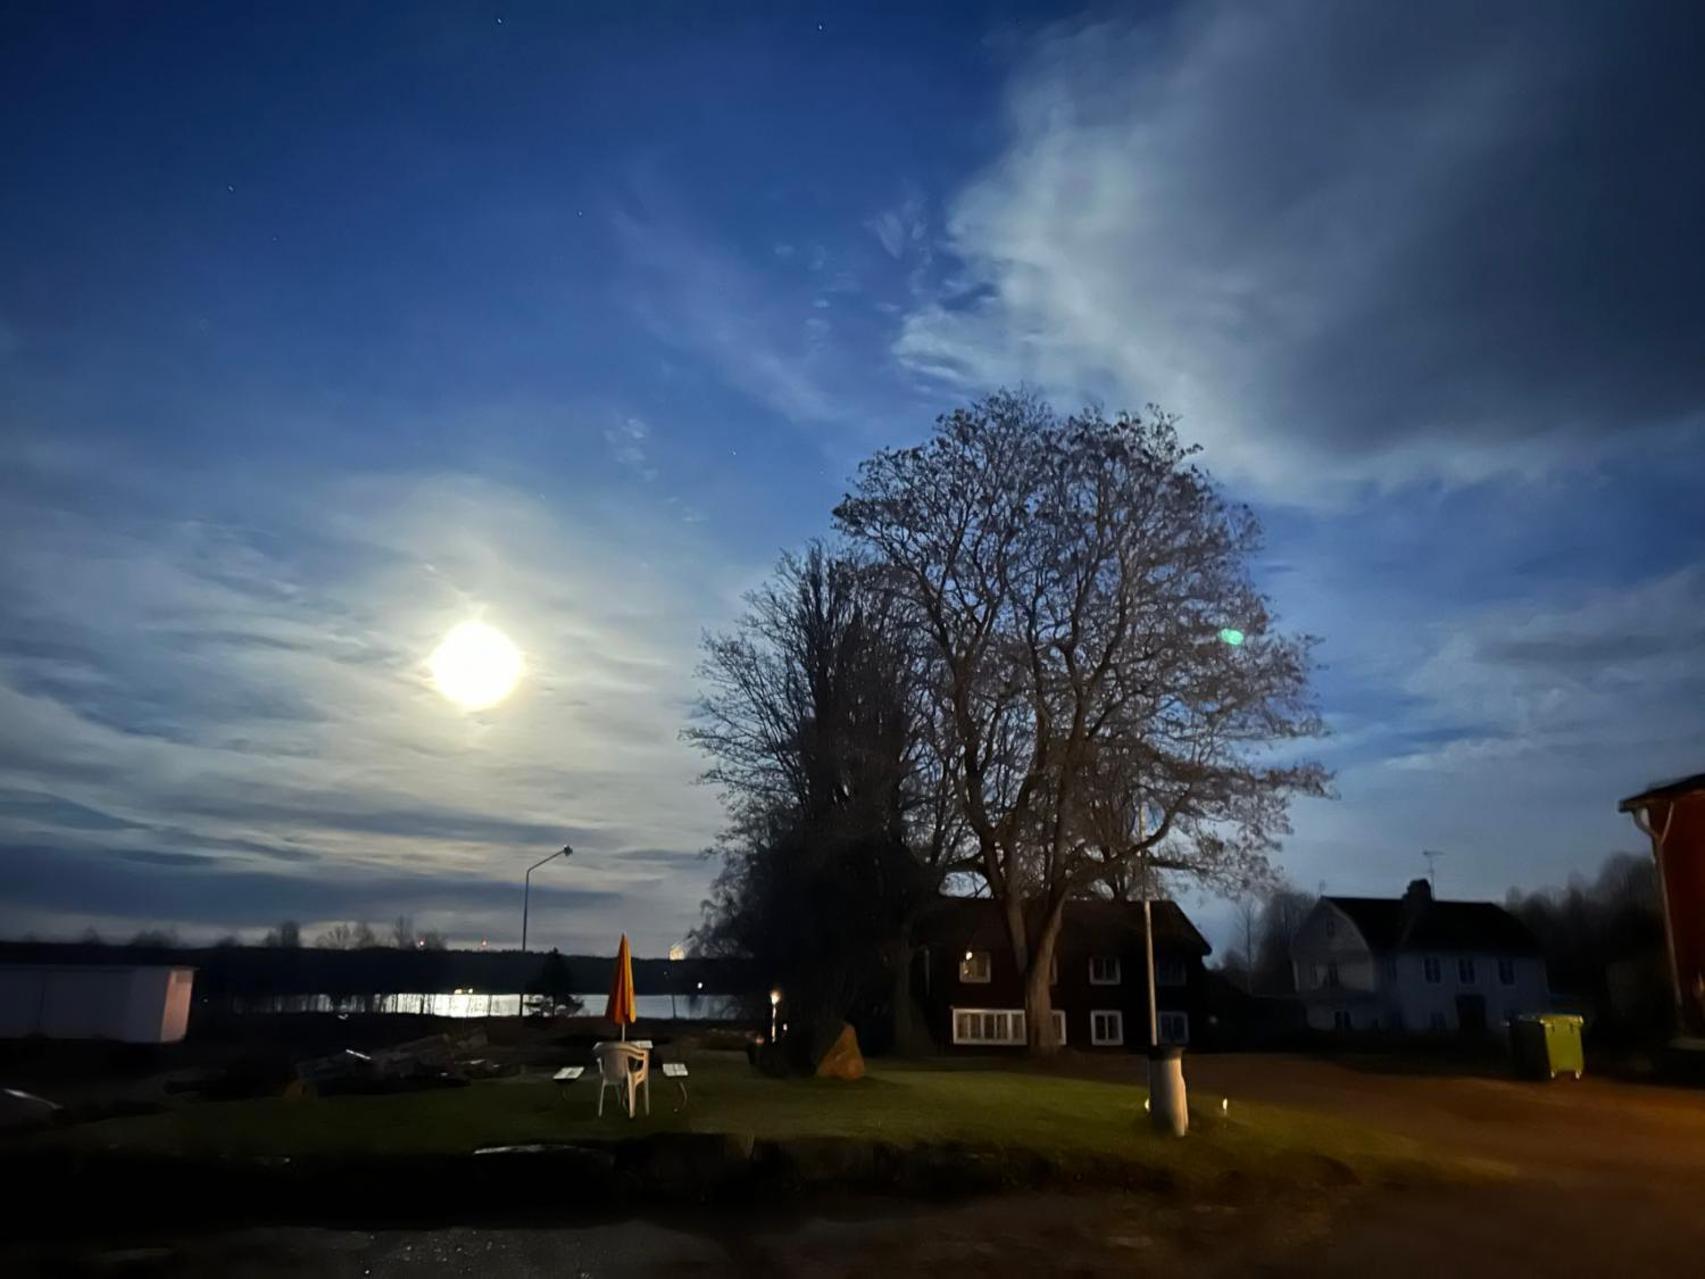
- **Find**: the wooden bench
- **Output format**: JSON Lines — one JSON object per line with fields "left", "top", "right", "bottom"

{"left": 661, "top": 1061, "right": 689, "bottom": 1110}
{"left": 551, "top": 1065, "right": 584, "bottom": 1103}
{"left": 554, "top": 1051, "right": 681, "bottom": 1108}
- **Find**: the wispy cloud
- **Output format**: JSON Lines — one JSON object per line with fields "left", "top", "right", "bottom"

{"left": 603, "top": 415, "right": 657, "bottom": 480}
{"left": 897, "top": 3, "right": 1705, "bottom": 501}
{"left": 1267, "top": 561, "right": 1705, "bottom": 900}
{"left": 868, "top": 190, "right": 928, "bottom": 261}
{"left": 611, "top": 207, "right": 846, "bottom": 425}
{"left": 0, "top": 454, "right": 740, "bottom": 947}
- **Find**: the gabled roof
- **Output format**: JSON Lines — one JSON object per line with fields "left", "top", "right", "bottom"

{"left": 1324, "top": 895, "right": 1539, "bottom": 956}
{"left": 1620, "top": 772, "right": 1705, "bottom": 812}
{"left": 920, "top": 895, "right": 1211, "bottom": 955}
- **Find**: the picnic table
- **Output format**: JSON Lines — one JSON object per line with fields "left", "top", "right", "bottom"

{"left": 553, "top": 1043, "right": 689, "bottom": 1110}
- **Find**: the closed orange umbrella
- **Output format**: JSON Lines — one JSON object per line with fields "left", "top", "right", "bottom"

{"left": 605, "top": 933, "right": 637, "bottom": 1040}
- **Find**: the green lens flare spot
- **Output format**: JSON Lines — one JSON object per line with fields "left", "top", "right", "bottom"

{"left": 1218, "top": 628, "right": 1245, "bottom": 646}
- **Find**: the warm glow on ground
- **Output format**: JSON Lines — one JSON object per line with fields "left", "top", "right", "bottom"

{"left": 429, "top": 620, "right": 523, "bottom": 710}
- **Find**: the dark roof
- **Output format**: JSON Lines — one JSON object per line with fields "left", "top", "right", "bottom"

{"left": 919, "top": 895, "right": 1211, "bottom": 956}
{"left": 1324, "top": 896, "right": 1539, "bottom": 956}
{"left": 1620, "top": 772, "right": 1705, "bottom": 811}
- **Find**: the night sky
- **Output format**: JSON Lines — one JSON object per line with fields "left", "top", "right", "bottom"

{"left": 4, "top": 2, "right": 1704, "bottom": 954}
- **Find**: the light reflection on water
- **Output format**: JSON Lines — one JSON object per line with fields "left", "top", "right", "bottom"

{"left": 235, "top": 992, "right": 743, "bottom": 1020}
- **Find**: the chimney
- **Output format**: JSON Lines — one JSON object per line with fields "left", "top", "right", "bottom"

{"left": 1401, "top": 878, "right": 1432, "bottom": 927}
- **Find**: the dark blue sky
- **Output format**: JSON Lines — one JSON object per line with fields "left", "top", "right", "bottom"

{"left": 4, "top": 2, "right": 1704, "bottom": 952}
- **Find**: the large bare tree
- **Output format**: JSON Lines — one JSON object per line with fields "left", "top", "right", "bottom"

{"left": 687, "top": 545, "right": 968, "bottom": 1053}
{"left": 835, "top": 392, "right": 1327, "bottom": 1053}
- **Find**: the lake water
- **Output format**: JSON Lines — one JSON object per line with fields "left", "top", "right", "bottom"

{"left": 234, "top": 992, "right": 744, "bottom": 1020}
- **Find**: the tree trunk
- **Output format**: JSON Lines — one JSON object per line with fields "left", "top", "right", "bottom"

{"left": 1142, "top": 895, "right": 1159, "bottom": 1049}
{"left": 1023, "top": 900, "right": 1068, "bottom": 1055}
{"left": 888, "top": 937, "right": 933, "bottom": 1056}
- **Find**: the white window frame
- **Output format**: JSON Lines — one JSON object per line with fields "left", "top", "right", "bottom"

{"left": 958, "top": 950, "right": 992, "bottom": 984}
{"left": 951, "top": 1007, "right": 1024, "bottom": 1045}
{"left": 1088, "top": 955, "right": 1122, "bottom": 986}
{"left": 1154, "top": 955, "right": 1188, "bottom": 987}
{"left": 1498, "top": 957, "right": 1517, "bottom": 987}
{"left": 949, "top": 1007, "right": 1066, "bottom": 1046}
{"left": 1158, "top": 1010, "right": 1189, "bottom": 1045}
{"left": 1458, "top": 957, "right": 1476, "bottom": 985}
{"left": 1423, "top": 956, "right": 1442, "bottom": 984}
{"left": 1090, "top": 1009, "right": 1125, "bottom": 1046}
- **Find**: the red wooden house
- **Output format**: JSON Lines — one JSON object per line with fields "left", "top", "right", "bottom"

{"left": 1621, "top": 772, "right": 1705, "bottom": 1037}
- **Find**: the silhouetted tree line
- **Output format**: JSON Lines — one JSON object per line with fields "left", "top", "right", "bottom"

{"left": 1217, "top": 884, "right": 1316, "bottom": 996}
{"left": 81, "top": 917, "right": 447, "bottom": 952}
{"left": 1506, "top": 852, "right": 1669, "bottom": 1039}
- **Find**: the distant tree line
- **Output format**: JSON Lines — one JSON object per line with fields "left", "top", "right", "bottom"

{"left": 96, "top": 916, "right": 447, "bottom": 951}
{"left": 1506, "top": 852, "right": 1668, "bottom": 1039}
{"left": 1216, "top": 883, "right": 1316, "bottom": 996}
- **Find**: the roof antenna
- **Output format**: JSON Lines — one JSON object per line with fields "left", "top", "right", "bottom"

{"left": 1423, "top": 849, "right": 1444, "bottom": 893}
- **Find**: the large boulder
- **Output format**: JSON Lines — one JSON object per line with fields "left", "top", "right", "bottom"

{"left": 813, "top": 1022, "right": 865, "bottom": 1081}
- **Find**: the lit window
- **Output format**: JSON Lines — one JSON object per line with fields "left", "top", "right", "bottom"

{"left": 1154, "top": 956, "right": 1187, "bottom": 987}
{"left": 1423, "top": 956, "right": 1441, "bottom": 984}
{"left": 1498, "top": 958, "right": 1516, "bottom": 986}
{"left": 1089, "top": 956, "right": 1122, "bottom": 985}
{"left": 1090, "top": 1009, "right": 1125, "bottom": 1046}
{"left": 1458, "top": 957, "right": 1476, "bottom": 984}
{"left": 1158, "top": 1011, "right": 1188, "bottom": 1045}
{"left": 950, "top": 1008, "right": 1027, "bottom": 1046}
{"left": 959, "top": 950, "right": 992, "bottom": 984}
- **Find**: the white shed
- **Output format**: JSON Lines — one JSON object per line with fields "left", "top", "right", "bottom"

{"left": 0, "top": 964, "right": 195, "bottom": 1043}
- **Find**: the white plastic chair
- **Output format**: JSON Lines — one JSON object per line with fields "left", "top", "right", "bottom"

{"left": 593, "top": 1041, "right": 651, "bottom": 1118}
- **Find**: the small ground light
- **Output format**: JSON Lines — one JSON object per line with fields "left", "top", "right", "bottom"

{"left": 1221, "top": 1098, "right": 1229, "bottom": 1114}
{"left": 1218, "top": 627, "right": 1245, "bottom": 646}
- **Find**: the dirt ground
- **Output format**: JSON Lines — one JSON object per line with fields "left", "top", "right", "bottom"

{"left": 9, "top": 1053, "right": 1705, "bottom": 1276}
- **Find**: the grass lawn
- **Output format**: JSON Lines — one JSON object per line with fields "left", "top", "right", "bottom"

{"left": 29, "top": 1051, "right": 1483, "bottom": 1189}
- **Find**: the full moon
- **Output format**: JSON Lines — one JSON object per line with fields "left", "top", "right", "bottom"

{"left": 429, "top": 620, "right": 523, "bottom": 710}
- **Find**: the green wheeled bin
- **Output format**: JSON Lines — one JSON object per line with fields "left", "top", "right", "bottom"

{"left": 1508, "top": 1013, "right": 1585, "bottom": 1080}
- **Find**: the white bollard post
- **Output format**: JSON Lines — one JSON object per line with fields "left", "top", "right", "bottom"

{"left": 1148, "top": 1046, "right": 1188, "bottom": 1136}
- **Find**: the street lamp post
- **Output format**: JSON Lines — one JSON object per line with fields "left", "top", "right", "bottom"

{"left": 521, "top": 845, "right": 573, "bottom": 954}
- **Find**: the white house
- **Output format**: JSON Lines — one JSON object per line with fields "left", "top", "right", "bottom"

{"left": 1291, "top": 880, "right": 1549, "bottom": 1035}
